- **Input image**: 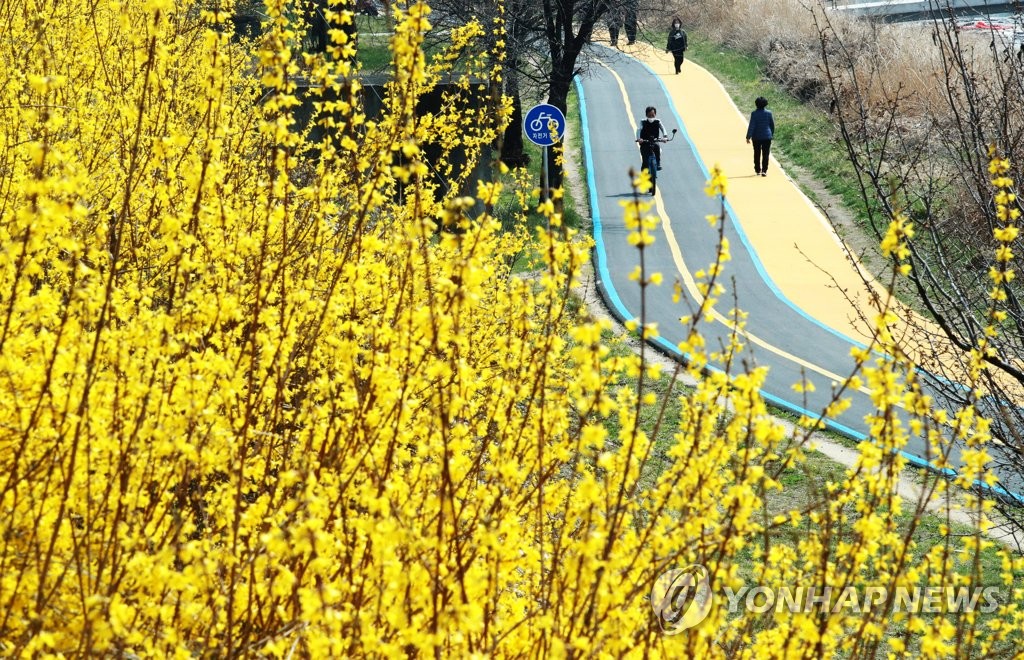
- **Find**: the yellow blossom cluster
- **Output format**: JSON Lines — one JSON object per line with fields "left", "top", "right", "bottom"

{"left": 1, "top": 1, "right": 1022, "bottom": 657}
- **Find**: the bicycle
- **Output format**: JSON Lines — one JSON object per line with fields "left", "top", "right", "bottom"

{"left": 636, "top": 128, "right": 677, "bottom": 195}
{"left": 529, "top": 112, "right": 554, "bottom": 132}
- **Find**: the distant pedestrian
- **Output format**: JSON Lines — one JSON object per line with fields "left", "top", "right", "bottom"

{"left": 666, "top": 18, "right": 687, "bottom": 74}
{"left": 624, "top": 0, "right": 638, "bottom": 44}
{"left": 745, "top": 96, "right": 775, "bottom": 177}
{"left": 607, "top": 7, "right": 623, "bottom": 47}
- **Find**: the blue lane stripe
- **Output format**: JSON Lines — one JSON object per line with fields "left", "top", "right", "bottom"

{"left": 647, "top": 63, "right": 977, "bottom": 405}
{"left": 572, "top": 62, "right": 1024, "bottom": 507}
{"left": 577, "top": 68, "right": 636, "bottom": 325}
{"left": 644, "top": 61, "right": 980, "bottom": 402}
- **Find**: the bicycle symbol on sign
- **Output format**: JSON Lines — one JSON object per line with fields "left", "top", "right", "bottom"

{"left": 523, "top": 104, "right": 565, "bottom": 147}
{"left": 530, "top": 112, "right": 554, "bottom": 132}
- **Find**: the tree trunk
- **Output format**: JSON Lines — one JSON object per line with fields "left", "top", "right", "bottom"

{"left": 543, "top": 59, "right": 580, "bottom": 206}
{"left": 501, "top": 64, "right": 530, "bottom": 168}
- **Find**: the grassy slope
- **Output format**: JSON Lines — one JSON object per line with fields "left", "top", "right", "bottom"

{"left": 564, "top": 36, "right": 1023, "bottom": 636}
{"left": 341, "top": 16, "right": 1024, "bottom": 646}
{"left": 356, "top": 22, "right": 1019, "bottom": 626}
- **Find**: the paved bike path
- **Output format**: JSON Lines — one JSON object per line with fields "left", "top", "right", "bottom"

{"left": 575, "top": 43, "right": 1024, "bottom": 496}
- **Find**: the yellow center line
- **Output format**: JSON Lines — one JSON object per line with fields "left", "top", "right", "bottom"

{"left": 597, "top": 57, "right": 875, "bottom": 399}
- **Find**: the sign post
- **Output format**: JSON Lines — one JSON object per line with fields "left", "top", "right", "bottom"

{"left": 523, "top": 103, "right": 566, "bottom": 204}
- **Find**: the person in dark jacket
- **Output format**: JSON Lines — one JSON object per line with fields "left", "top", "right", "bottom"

{"left": 606, "top": 7, "right": 623, "bottom": 47}
{"left": 624, "top": 0, "right": 638, "bottom": 44}
{"left": 745, "top": 96, "right": 775, "bottom": 176}
{"left": 666, "top": 18, "right": 687, "bottom": 74}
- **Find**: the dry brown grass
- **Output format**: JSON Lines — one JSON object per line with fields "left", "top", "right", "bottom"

{"left": 669, "top": 0, "right": 1003, "bottom": 119}
{"left": 660, "top": 0, "right": 1020, "bottom": 246}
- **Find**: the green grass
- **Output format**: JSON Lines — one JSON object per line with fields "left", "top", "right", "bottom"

{"left": 563, "top": 87, "right": 586, "bottom": 229}
{"left": 354, "top": 16, "right": 392, "bottom": 71}
{"left": 585, "top": 284, "right": 1023, "bottom": 646}
{"left": 569, "top": 28, "right": 1023, "bottom": 652}
{"left": 596, "top": 329, "right": 693, "bottom": 491}
{"left": 559, "top": 32, "right": 1023, "bottom": 649}
{"left": 495, "top": 90, "right": 587, "bottom": 273}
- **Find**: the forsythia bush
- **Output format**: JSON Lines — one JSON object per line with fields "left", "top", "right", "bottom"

{"left": 1, "top": 0, "right": 1022, "bottom": 656}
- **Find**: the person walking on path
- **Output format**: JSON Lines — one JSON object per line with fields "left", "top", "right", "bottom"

{"left": 745, "top": 96, "right": 775, "bottom": 176}
{"left": 607, "top": 7, "right": 623, "bottom": 47}
{"left": 624, "top": 0, "right": 638, "bottom": 44}
{"left": 666, "top": 18, "right": 687, "bottom": 74}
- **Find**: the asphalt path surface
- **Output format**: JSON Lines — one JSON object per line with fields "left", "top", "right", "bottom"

{"left": 574, "top": 45, "right": 1024, "bottom": 499}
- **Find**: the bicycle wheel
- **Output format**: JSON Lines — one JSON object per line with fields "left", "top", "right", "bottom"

{"left": 646, "top": 151, "right": 657, "bottom": 195}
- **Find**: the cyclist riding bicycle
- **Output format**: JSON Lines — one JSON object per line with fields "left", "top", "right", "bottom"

{"left": 636, "top": 106, "right": 666, "bottom": 171}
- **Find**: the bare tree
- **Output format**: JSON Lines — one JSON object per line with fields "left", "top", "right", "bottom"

{"left": 816, "top": 7, "right": 1024, "bottom": 539}
{"left": 538, "top": 0, "right": 618, "bottom": 191}
{"left": 426, "top": 0, "right": 674, "bottom": 188}
{"left": 425, "top": 0, "right": 550, "bottom": 166}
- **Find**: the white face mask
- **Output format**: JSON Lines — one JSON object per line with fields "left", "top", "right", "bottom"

{"left": 673, "top": 22, "right": 680, "bottom": 29}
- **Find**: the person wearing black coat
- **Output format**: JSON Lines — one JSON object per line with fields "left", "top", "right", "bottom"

{"left": 624, "top": 0, "right": 638, "bottom": 44}
{"left": 666, "top": 18, "right": 688, "bottom": 74}
{"left": 606, "top": 7, "right": 623, "bottom": 47}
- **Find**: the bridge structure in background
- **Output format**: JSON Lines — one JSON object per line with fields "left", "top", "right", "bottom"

{"left": 830, "top": 0, "right": 1020, "bottom": 22}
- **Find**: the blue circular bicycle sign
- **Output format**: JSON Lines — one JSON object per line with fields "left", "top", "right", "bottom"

{"left": 523, "top": 103, "right": 566, "bottom": 147}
